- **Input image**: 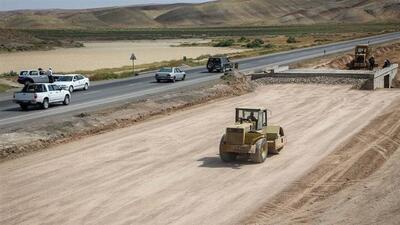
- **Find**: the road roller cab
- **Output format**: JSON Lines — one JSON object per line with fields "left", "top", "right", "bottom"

{"left": 219, "top": 107, "right": 286, "bottom": 163}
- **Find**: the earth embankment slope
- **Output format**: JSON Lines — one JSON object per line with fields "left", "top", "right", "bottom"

{"left": 1, "top": 84, "right": 399, "bottom": 225}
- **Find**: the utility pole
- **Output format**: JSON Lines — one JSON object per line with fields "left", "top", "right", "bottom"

{"left": 130, "top": 53, "right": 137, "bottom": 75}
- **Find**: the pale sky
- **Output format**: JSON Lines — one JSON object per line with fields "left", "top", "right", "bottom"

{"left": 0, "top": 0, "right": 211, "bottom": 11}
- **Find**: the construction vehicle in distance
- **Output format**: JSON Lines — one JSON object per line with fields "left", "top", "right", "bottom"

{"left": 348, "top": 45, "right": 377, "bottom": 70}
{"left": 219, "top": 107, "right": 286, "bottom": 163}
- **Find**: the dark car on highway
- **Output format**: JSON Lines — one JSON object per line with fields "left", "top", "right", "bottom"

{"left": 206, "top": 56, "right": 235, "bottom": 73}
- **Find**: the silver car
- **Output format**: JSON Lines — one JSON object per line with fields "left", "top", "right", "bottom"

{"left": 155, "top": 67, "right": 186, "bottom": 83}
{"left": 17, "top": 70, "right": 51, "bottom": 85}
{"left": 53, "top": 74, "right": 90, "bottom": 93}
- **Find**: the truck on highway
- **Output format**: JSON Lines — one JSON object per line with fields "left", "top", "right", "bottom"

{"left": 207, "top": 56, "right": 236, "bottom": 73}
{"left": 13, "top": 83, "right": 71, "bottom": 110}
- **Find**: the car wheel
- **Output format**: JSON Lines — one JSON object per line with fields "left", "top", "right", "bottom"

{"left": 83, "top": 83, "right": 89, "bottom": 90}
{"left": 69, "top": 86, "right": 74, "bottom": 93}
{"left": 156, "top": 79, "right": 160, "bottom": 83}
{"left": 182, "top": 75, "right": 186, "bottom": 81}
{"left": 63, "top": 95, "right": 70, "bottom": 105}
{"left": 172, "top": 77, "right": 176, "bottom": 83}
{"left": 24, "top": 80, "right": 31, "bottom": 86}
{"left": 20, "top": 104, "right": 28, "bottom": 110}
{"left": 42, "top": 98, "right": 49, "bottom": 109}
{"left": 208, "top": 68, "right": 213, "bottom": 73}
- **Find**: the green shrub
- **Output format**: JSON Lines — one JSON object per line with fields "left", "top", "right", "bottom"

{"left": 264, "top": 43, "right": 274, "bottom": 48}
{"left": 246, "top": 39, "right": 265, "bottom": 48}
{"left": 314, "top": 39, "right": 331, "bottom": 43}
{"left": 1, "top": 71, "right": 18, "bottom": 77}
{"left": 179, "top": 42, "right": 199, "bottom": 47}
{"left": 238, "top": 37, "right": 250, "bottom": 42}
{"left": 195, "top": 54, "right": 211, "bottom": 60}
{"left": 213, "top": 39, "right": 235, "bottom": 47}
{"left": 287, "top": 36, "right": 297, "bottom": 43}
{"left": 90, "top": 71, "right": 134, "bottom": 81}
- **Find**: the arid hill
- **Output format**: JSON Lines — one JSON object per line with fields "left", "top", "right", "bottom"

{"left": 0, "top": 0, "right": 399, "bottom": 29}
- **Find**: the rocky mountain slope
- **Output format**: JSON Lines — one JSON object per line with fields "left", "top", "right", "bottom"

{"left": 0, "top": 0, "right": 399, "bottom": 29}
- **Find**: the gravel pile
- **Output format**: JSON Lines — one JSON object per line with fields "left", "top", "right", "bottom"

{"left": 256, "top": 76, "right": 369, "bottom": 89}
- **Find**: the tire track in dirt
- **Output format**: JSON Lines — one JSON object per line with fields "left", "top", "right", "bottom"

{"left": 243, "top": 94, "right": 400, "bottom": 225}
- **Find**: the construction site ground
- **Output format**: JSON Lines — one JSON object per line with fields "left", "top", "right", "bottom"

{"left": 243, "top": 88, "right": 400, "bottom": 225}
{"left": 1, "top": 84, "right": 400, "bottom": 225}
{"left": 2, "top": 41, "right": 400, "bottom": 225}
{"left": 244, "top": 41, "right": 400, "bottom": 225}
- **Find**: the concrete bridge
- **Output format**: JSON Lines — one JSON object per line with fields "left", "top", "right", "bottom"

{"left": 251, "top": 64, "right": 399, "bottom": 90}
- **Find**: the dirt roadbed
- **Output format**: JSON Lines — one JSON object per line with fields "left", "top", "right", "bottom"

{"left": 1, "top": 84, "right": 399, "bottom": 225}
{"left": 243, "top": 94, "right": 400, "bottom": 225}
{"left": 241, "top": 41, "right": 400, "bottom": 225}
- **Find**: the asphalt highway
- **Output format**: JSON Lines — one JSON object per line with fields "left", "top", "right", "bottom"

{"left": 0, "top": 32, "right": 399, "bottom": 128}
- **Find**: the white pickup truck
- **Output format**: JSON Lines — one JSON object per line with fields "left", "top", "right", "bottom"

{"left": 14, "top": 83, "right": 71, "bottom": 110}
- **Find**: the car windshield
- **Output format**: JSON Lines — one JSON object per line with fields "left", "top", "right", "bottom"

{"left": 22, "top": 84, "right": 46, "bottom": 93}
{"left": 159, "top": 68, "right": 173, "bottom": 73}
{"left": 357, "top": 48, "right": 367, "bottom": 54}
{"left": 209, "top": 58, "right": 221, "bottom": 64}
{"left": 57, "top": 76, "right": 73, "bottom": 82}
{"left": 20, "top": 71, "right": 28, "bottom": 76}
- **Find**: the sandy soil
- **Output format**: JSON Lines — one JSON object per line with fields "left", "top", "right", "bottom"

{"left": 239, "top": 41, "right": 400, "bottom": 225}
{"left": 244, "top": 94, "right": 400, "bottom": 225}
{"left": 0, "top": 39, "right": 242, "bottom": 73}
{"left": 1, "top": 84, "right": 399, "bottom": 225}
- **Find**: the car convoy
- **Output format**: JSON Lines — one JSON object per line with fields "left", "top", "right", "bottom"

{"left": 153, "top": 56, "right": 235, "bottom": 82}
{"left": 13, "top": 56, "right": 236, "bottom": 110}
{"left": 13, "top": 72, "right": 90, "bottom": 110}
